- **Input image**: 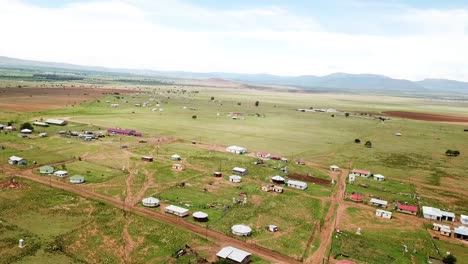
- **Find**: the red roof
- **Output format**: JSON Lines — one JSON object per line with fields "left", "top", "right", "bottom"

{"left": 352, "top": 169, "right": 370, "bottom": 175}
{"left": 257, "top": 152, "right": 270, "bottom": 156}
{"left": 270, "top": 154, "right": 281, "bottom": 159}
{"left": 398, "top": 203, "right": 418, "bottom": 213}
{"left": 350, "top": 193, "right": 363, "bottom": 201}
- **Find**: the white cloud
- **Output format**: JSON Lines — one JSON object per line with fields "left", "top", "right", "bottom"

{"left": 0, "top": 0, "right": 467, "bottom": 81}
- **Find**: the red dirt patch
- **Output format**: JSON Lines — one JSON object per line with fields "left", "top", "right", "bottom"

{"left": 0, "top": 87, "right": 140, "bottom": 112}
{"left": 383, "top": 111, "right": 468, "bottom": 123}
{"left": 287, "top": 173, "right": 332, "bottom": 186}
{"left": 0, "top": 178, "right": 25, "bottom": 188}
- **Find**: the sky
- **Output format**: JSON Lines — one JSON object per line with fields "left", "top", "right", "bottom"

{"left": 1, "top": 0, "right": 468, "bottom": 81}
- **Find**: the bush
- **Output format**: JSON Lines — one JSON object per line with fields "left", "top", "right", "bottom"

{"left": 365, "top": 141, "right": 372, "bottom": 148}
{"left": 192, "top": 115, "right": 197, "bottom": 119}
{"left": 354, "top": 139, "right": 361, "bottom": 144}
{"left": 442, "top": 254, "right": 457, "bottom": 264}
{"left": 345, "top": 112, "right": 350, "bottom": 117}
{"left": 20, "top": 122, "right": 34, "bottom": 131}
{"left": 445, "top": 150, "right": 460, "bottom": 157}
{"left": 255, "top": 101, "right": 260, "bottom": 107}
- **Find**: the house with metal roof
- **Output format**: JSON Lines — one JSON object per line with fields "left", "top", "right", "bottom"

{"left": 8, "top": 156, "right": 27, "bottom": 165}
{"left": 216, "top": 246, "right": 251, "bottom": 264}
{"left": 39, "top": 165, "right": 54, "bottom": 174}
{"left": 286, "top": 180, "right": 307, "bottom": 190}
{"left": 454, "top": 226, "right": 468, "bottom": 240}
{"left": 70, "top": 175, "right": 85, "bottom": 184}
{"left": 352, "top": 169, "right": 371, "bottom": 177}
{"left": 232, "top": 167, "right": 248, "bottom": 176}
{"left": 370, "top": 198, "right": 388, "bottom": 208}
{"left": 45, "top": 119, "right": 67, "bottom": 126}
{"left": 373, "top": 174, "right": 385, "bottom": 181}
{"left": 422, "top": 206, "right": 455, "bottom": 221}
{"left": 226, "top": 146, "right": 247, "bottom": 154}
{"left": 164, "top": 205, "right": 189, "bottom": 217}
{"left": 461, "top": 215, "right": 468, "bottom": 225}
{"left": 376, "top": 209, "right": 392, "bottom": 219}
{"left": 397, "top": 203, "right": 418, "bottom": 215}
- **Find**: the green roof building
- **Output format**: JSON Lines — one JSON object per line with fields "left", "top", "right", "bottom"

{"left": 39, "top": 165, "right": 54, "bottom": 174}
{"left": 70, "top": 175, "right": 85, "bottom": 184}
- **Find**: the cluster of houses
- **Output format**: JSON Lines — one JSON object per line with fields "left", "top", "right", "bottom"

{"left": 349, "top": 169, "right": 385, "bottom": 183}
{"left": 107, "top": 127, "right": 142, "bottom": 137}
{"left": 226, "top": 146, "right": 247, "bottom": 154}
{"left": 256, "top": 152, "right": 288, "bottom": 162}
{"left": 37, "top": 165, "right": 85, "bottom": 183}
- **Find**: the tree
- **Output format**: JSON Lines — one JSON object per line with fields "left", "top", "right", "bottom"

{"left": 20, "top": 122, "right": 34, "bottom": 131}
{"left": 192, "top": 115, "right": 197, "bottom": 119}
{"left": 365, "top": 140, "right": 372, "bottom": 148}
{"left": 345, "top": 112, "right": 350, "bottom": 117}
{"left": 255, "top": 101, "right": 260, "bottom": 107}
{"left": 446, "top": 150, "right": 460, "bottom": 157}
{"left": 442, "top": 254, "right": 457, "bottom": 264}
{"left": 237, "top": 102, "right": 241, "bottom": 106}
{"left": 210, "top": 96, "right": 214, "bottom": 101}
{"left": 354, "top": 139, "right": 361, "bottom": 144}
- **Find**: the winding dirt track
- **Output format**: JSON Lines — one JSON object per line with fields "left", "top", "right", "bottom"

{"left": 1, "top": 165, "right": 300, "bottom": 264}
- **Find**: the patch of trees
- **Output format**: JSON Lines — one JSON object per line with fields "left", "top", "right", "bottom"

{"left": 445, "top": 150, "right": 460, "bottom": 157}
{"left": 33, "top": 74, "right": 84, "bottom": 81}
{"left": 192, "top": 115, "right": 197, "bottom": 119}
{"left": 20, "top": 122, "right": 33, "bottom": 131}
{"left": 255, "top": 101, "right": 260, "bottom": 107}
{"left": 442, "top": 254, "right": 457, "bottom": 264}
{"left": 345, "top": 112, "right": 350, "bottom": 117}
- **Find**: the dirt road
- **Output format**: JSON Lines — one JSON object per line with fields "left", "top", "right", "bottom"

{"left": 1, "top": 165, "right": 301, "bottom": 264}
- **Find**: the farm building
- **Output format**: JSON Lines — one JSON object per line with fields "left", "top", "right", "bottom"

{"left": 110, "top": 103, "right": 119, "bottom": 107}
{"left": 330, "top": 165, "right": 340, "bottom": 171}
{"left": 232, "top": 167, "right": 248, "bottom": 176}
{"left": 33, "top": 121, "right": 49, "bottom": 127}
{"left": 141, "top": 156, "right": 153, "bottom": 162}
{"left": 0, "top": 124, "right": 4, "bottom": 130}
{"left": 295, "top": 159, "right": 305, "bottom": 165}
{"left": 171, "top": 154, "right": 181, "bottom": 160}
{"left": 433, "top": 223, "right": 451, "bottom": 237}
{"left": 192, "top": 211, "right": 209, "bottom": 222}
{"left": 231, "top": 225, "right": 252, "bottom": 236}
{"left": 257, "top": 152, "right": 271, "bottom": 158}
{"left": 373, "top": 174, "right": 385, "bottom": 181}
{"left": 349, "top": 193, "right": 363, "bottom": 202}
{"left": 214, "top": 172, "right": 222, "bottom": 177}
{"left": 376, "top": 209, "right": 392, "bottom": 219}
{"left": 45, "top": 119, "right": 67, "bottom": 126}
{"left": 107, "top": 128, "right": 142, "bottom": 137}
{"left": 271, "top": 175, "right": 285, "bottom": 184}
{"left": 270, "top": 154, "right": 282, "bottom": 160}
{"left": 268, "top": 225, "right": 278, "bottom": 232}
{"left": 454, "top": 226, "right": 468, "bottom": 240}
{"left": 397, "top": 204, "right": 418, "bottom": 215}
{"left": 226, "top": 146, "right": 247, "bottom": 154}
{"left": 229, "top": 175, "right": 242, "bottom": 183}
{"left": 5, "top": 126, "right": 16, "bottom": 131}
{"left": 352, "top": 169, "right": 371, "bottom": 177}
{"left": 164, "top": 205, "right": 189, "bottom": 217}
{"left": 39, "top": 133, "right": 48, "bottom": 137}
{"left": 39, "top": 165, "right": 54, "bottom": 174}
{"left": 422, "top": 206, "right": 455, "bottom": 221}
{"left": 348, "top": 174, "right": 356, "bottom": 183}
{"left": 141, "top": 197, "right": 160, "bottom": 207}
{"left": 20, "top": 129, "right": 32, "bottom": 134}
{"left": 216, "top": 246, "right": 251, "bottom": 264}
{"left": 286, "top": 180, "right": 307, "bottom": 190}
{"left": 8, "top": 156, "right": 27, "bottom": 165}
{"left": 172, "top": 164, "right": 183, "bottom": 171}
{"left": 370, "top": 198, "right": 388, "bottom": 208}
{"left": 461, "top": 215, "right": 468, "bottom": 225}
{"left": 261, "top": 184, "right": 284, "bottom": 193}
{"left": 69, "top": 175, "right": 85, "bottom": 184}
{"left": 54, "top": 170, "right": 68, "bottom": 178}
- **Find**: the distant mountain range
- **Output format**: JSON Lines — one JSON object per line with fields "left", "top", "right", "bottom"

{"left": 1, "top": 55, "right": 468, "bottom": 97}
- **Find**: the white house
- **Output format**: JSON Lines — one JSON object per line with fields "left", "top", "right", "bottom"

{"left": 142, "top": 197, "right": 159, "bottom": 207}
{"left": 33, "top": 121, "right": 49, "bottom": 127}
{"left": 164, "top": 205, "right": 189, "bottom": 217}
{"left": 348, "top": 174, "right": 356, "bottom": 183}
{"left": 45, "top": 118, "right": 67, "bottom": 126}
{"left": 226, "top": 146, "right": 247, "bottom": 154}
{"left": 422, "top": 206, "right": 455, "bottom": 222}
{"left": 8, "top": 156, "right": 27, "bottom": 165}
{"left": 20, "top": 129, "right": 32, "bottom": 134}
{"left": 232, "top": 167, "right": 248, "bottom": 175}
{"left": 352, "top": 169, "right": 371, "bottom": 178}
{"left": 330, "top": 165, "right": 340, "bottom": 171}
{"left": 370, "top": 198, "right": 388, "bottom": 208}
{"left": 231, "top": 224, "right": 252, "bottom": 236}
{"left": 54, "top": 170, "right": 68, "bottom": 178}
{"left": 376, "top": 209, "right": 392, "bottom": 219}
{"left": 216, "top": 246, "right": 251, "bottom": 264}
{"left": 229, "top": 175, "right": 242, "bottom": 183}
{"left": 69, "top": 175, "right": 85, "bottom": 184}
{"left": 454, "top": 226, "right": 468, "bottom": 240}
{"left": 171, "top": 154, "right": 181, "bottom": 160}
{"left": 286, "top": 180, "right": 307, "bottom": 190}
{"left": 373, "top": 174, "right": 385, "bottom": 181}
{"left": 461, "top": 215, "right": 468, "bottom": 225}
{"left": 271, "top": 175, "right": 285, "bottom": 184}
{"left": 433, "top": 223, "right": 451, "bottom": 237}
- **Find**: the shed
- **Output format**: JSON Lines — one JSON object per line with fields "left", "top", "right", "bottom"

{"left": 54, "top": 170, "right": 68, "bottom": 178}
{"left": 142, "top": 197, "right": 160, "bottom": 207}
{"left": 216, "top": 246, "right": 251, "bottom": 264}
{"left": 348, "top": 174, "right": 356, "bottom": 183}
{"left": 141, "top": 156, "right": 153, "bottom": 162}
{"left": 286, "top": 180, "right": 307, "bottom": 190}
{"left": 172, "top": 164, "right": 183, "bottom": 171}
{"left": 45, "top": 119, "right": 67, "bottom": 126}
{"left": 461, "top": 215, "right": 468, "bottom": 225}
{"left": 171, "top": 154, "right": 181, "bottom": 160}
{"left": 352, "top": 169, "right": 371, "bottom": 177}
{"left": 256, "top": 152, "right": 271, "bottom": 158}
{"left": 397, "top": 203, "right": 418, "bottom": 215}
{"left": 20, "top": 129, "right": 32, "bottom": 134}
{"left": 231, "top": 225, "right": 252, "bottom": 236}
{"left": 433, "top": 223, "right": 451, "bottom": 237}
{"left": 261, "top": 184, "right": 284, "bottom": 193}
{"left": 376, "top": 209, "right": 392, "bottom": 219}
{"left": 423, "top": 206, "right": 455, "bottom": 222}
{"left": 229, "top": 175, "right": 242, "bottom": 183}
{"left": 370, "top": 198, "right": 388, "bottom": 208}
{"left": 330, "top": 165, "right": 340, "bottom": 171}
{"left": 349, "top": 193, "right": 363, "bottom": 202}
{"left": 39, "top": 133, "right": 48, "bottom": 137}
{"left": 271, "top": 175, "right": 285, "bottom": 184}
{"left": 270, "top": 154, "right": 281, "bottom": 160}
{"left": 232, "top": 167, "right": 248, "bottom": 176}
{"left": 39, "top": 165, "right": 54, "bottom": 174}
{"left": 70, "top": 175, "right": 85, "bottom": 184}
{"left": 214, "top": 172, "right": 222, "bottom": 177}
{"left": 373, "top": 174, "right": 385, "bottom": 181}
{"left": 226, "top": 146, "right": 247, "bottom": 154}
{"left": 192, "top": 211, "right": 209, "bottom": 222}
{"left": 33, "top": 121, "right": 49, "bottom": 127}
{"left": 165, "top": 205, "right": 189, "bottom": 217}
{"left": 454, "top": 226, "right": 468, "bottom": 240}
{"left": 268, "top": 225, "right": 278, "bottom": 232}
{"left": 8, "top": 156, "right": 27, "bottom": 165}
{"left": 395, "top": 132, "right": 402, "bottom": 136}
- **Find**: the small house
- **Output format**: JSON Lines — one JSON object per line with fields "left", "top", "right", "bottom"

{"left": 330, "top": 165, "right": 340, "bottom": 171}
{"left": 54, "top": 170, "right": 68, "bottom": 178}
{"left": 232, "top": 167, "right": 248, "bottom": 176}
{"left": 70, "top": 175, "right": 85, "bottom": 184}
{"left": 395, "top": 132, "right": 402, "bottom": 136}
{"left": 348, "top": 174, "right": 356, "bottom": 183}
{"left": 8, "top": 156, "right": 27, "bottom": 165}
{"left": 433, "top": 223, "right": 451, "bottom": 237}
{"left": 20, "top": 129, "right": 32, "bottom": 134}
{"left": 352, "top": 169, "right": 371, "bottom": 178}
{"left": 231, "top": 224, "right": 252, "bottom": 236}
{"left": 5, "top": 126, "right": 16, "bottom": 131}
{"left": 141, "top": 156, "right": 153, "bottom": 162}
{"left": 111, "top": 104, "right": 119, "bottom": 107}
{"left": 39, "top": 165, "right": 54, "bottom": 174}
{"left": 268, "top": 225, "right": 278, "bottom": 232}
{"left": 376, "top": 209, "right": 392, "bottom": 219}
{"left": 286, "top": 180, "right": 307, "bottom": 190}
{"left": 270, "top": 154, "right": 282, "bottom": 160}
{"left": 422, "top": 206, "right": 455, "bottom": 221}
{"left": 229, "top": 175, "right": 242, "bottom": 183}
{"left": 172, "top": 164, "right": 183, "bottom": 171}
{"left": 461, "top": 214, "right": 468, "bottom": 225}
{"left": 107, "top": 128, "right": 142, "bottom": 137}
{"left": 454, "top": 226, "right": 468, "bottom": 240}
{"left": 216, "top": 246, "right": 251, "bottom": 264}
{"left": 214, "top": 172, "right": 222, "bottom": 177}
{"left": 142, "top": 197, "right": 160, "bottom": 207}
{"left": 45, "top": 119, "right": 67, "bottom": 126}
{"left": 164, "top": 205, "right": 189, "bottom": 217}
{"left": 261, "top": 184, "right": 284, "bottom": 193}
{"left": 256, "top": 152, "right": 271, "bottom": 159}
{"left": 171, "top": 154, "right": 181, "bottom": 161}
{"left": 226, "top": 146, "right": 247, "bottom": 154}
{"left": 271, "top": 175, "right": 285, "bottom": 184}
{"left": 295, "top": 159, "right": 305, "bottom": 165}
{"left": 397, "top": 203, "right": 418, "bottom": 215}
{"left": 33, "top": 121, "right": 49, "bottom": 127}
{"left": 349, "top": 193, "right": 363, "bottom": 202}
{"left": 373, "top": 174, "right": 385, "bottom": 181}
{"left": 370, "top": 198, "right": 388, "bottom": 208}
{"left": 39, "top": 133, "right": 48, "bottom": 137}
{"left": 192, "top": 211, "right": 209, "bottom": 222}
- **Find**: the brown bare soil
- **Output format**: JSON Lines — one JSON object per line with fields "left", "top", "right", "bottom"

{"left": 0, "top": 87, "right": 139, "bottom": 112}
{"left": 0, "top": 178, "right": 25, "bottom": 188}
{"left": 288, "top": 173, "right": 332, "bottom": 186}
{"left": 384, "top": 111, "right": 468, "bottom": 123}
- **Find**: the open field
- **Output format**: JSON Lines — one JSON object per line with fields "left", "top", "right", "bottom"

{"left": 1, "top": 79, "right": 467, "bottom": 263}
{"left": 384, "top": 110, "right": 468, "bottom": 123}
